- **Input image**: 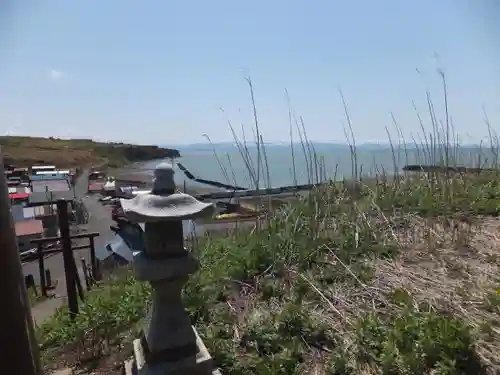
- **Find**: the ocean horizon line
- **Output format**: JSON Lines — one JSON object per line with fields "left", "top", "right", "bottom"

{"left": 165, "top": 142, "right": 495, "bottom": 150}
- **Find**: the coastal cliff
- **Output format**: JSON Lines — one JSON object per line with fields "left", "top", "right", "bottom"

{"left": 0, "top": 136, "right": 180, "bottom": 168}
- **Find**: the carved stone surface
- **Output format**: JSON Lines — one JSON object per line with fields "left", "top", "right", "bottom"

{"left": 124, "top": 332, "right": 222, "bottom": 375}
{"left": 119, "top": 162, "right": 218, "bottom": 374}
{"left": 120, "top": 163, "right": 213, "bottom": 223}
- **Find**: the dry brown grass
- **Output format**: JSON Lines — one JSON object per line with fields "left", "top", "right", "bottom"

{"left": 36, "top": 175, "right": 500, "bottom": 375}
{"left": 35, "top": 74, "right": 500, "bottom": 374}
{"left": 184, "top": 175, "right": 500, "bottom": 374}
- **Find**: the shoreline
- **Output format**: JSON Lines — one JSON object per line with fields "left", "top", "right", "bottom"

{"left": 110, "top": 161, "right": 462, "bottom": 206}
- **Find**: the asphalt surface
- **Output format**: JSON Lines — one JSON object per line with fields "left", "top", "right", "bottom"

{"left": 23, "top": 168, "right": 295, "bottom": 291}
{"left": 22, "top": 170, "right": 115, "bottom": 293}
{"left": 25, "top": 167, "right": 293, "bottom": 323}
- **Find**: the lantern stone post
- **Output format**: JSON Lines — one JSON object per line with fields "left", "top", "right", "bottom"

{"left": 121, "top": 162, "right": 220, "bottom": 375}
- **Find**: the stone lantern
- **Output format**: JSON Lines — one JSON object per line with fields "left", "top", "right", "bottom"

{"left": 120, "top": 162, "right": 220, "bottom": 375}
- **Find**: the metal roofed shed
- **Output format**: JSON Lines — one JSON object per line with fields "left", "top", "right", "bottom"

{"left": 9, "top": 192, "right": 30, "bottom": 201}
{"left": 15, "top": 219, "right": 44, "bottom": 252}
{"left": 22, "top": 204, "right": 57, "bottom": 219}
{"left": 31, "top": 179, "right": 70, "bottom": 192}
{"left": 35, "top": 170, "right": 70, "bottom": 175}
{"left": 88, "top": 182, "right": 104, "bottom": 192}
{"left": 15, "top": 219, "right": 44, "bottom": 236}
{"left": 8, "top": 186, "right": 31, "bottom": 194}
{"left": 31, "top": 165, "right": 56, "bottom": 171}
{"left": 28, "top": 190, "right": 75, "bottom": 205}
{"left": 30, "top": 174, "right": 68, "bottom": 181}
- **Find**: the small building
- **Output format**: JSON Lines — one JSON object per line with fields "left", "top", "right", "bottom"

{"left": 22, "top": 204, "right": 59, "bottom": 237}
{"left": 28, "top": 191, "right": 76, "bottom": 206}
{"left": 10, "top": 167, "right": 29, "bottom": 180}
{"left": 8, "top": 186, "right": 31, "bottom": 194}
{"left": 9, "top": 192, "right": 31, "bottom": 206}
{"left": 88, "top": 171, "right": 106, "bottom": 181}
{"left": 15, "top": 220, "right": 44, "bottom": 252}
{"left": 30, "top": 174, "right": 68, "bottom": 182}
{"left": 7, "top": 176, "right": 22, "bottom": 184}
{"left": 31, "top": 178, "right": 71, "bottom": 193}
{"left": 23, "top": 204, "right": 57, "bottom": 218}
{"left": 88, "top": 182, "right": 105, "bottom": 193}
{"left": 35, "top": 171, "right": 60, "bottom": 176}
{"left": 35, "top": 170, "right": 70, "bottom": 176}
{"left": 31, "top": 165, "right": 56, "bottom": 173}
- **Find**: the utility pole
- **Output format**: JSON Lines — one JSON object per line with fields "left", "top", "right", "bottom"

{"left": 0, "top": 153, "right": 43, "bottom": 375}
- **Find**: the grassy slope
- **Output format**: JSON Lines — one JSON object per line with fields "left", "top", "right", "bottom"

{"left": 0, "top": 136, "right": 180, "bottom": 168}
{"left": 36, "top": 78, "right": 500, "bottom": 375}
{"left": 38, "top": 172, "right": 500, "bottom": 375}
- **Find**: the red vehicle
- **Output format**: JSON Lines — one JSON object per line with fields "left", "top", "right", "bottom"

{"left": 87, "top": 170, "right": 107, "bottom": 193}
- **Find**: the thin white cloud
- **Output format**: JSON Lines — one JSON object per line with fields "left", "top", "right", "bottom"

{"left": 48, "top": 69, "right": 67, "bottom": 81}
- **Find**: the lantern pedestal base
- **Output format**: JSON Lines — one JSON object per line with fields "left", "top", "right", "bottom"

{"left": 123, "top": 327, "right": 221, "bottom": 375}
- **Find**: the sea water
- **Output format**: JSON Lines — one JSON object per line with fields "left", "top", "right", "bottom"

{"left": 142, "top": 143, "right": 496, "bottom": 189}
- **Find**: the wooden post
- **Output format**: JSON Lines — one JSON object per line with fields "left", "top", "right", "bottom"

{"left": 37, "top": 243, "right": 47, "bottom": 297}
{"left": 87, "top": 265, "right": 93, "bottom": 284}
{"left": 89, "top": 236, "right": 100, "bottom": 281}
{"left": 45, "top": 269, "right": 53, "bottom": 289}
{"left": 81, "top": 257, "right": 91, "bottom": 290}
{"left": 25, "top": 274, "right": 37, "bottom": 296}
{"left": 74, "top": 262, "right": 85, "bottom": 302}
{"left": 56, "top": 199, "right": 79, "bottom": 318}
{"left": 0, "top": 156, "right": 44, "bottom": 375}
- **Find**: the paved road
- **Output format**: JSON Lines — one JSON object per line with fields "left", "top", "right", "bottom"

{"left": 27, "top": 170, "right": 121, "bottom": 324}
{"left": 26, "top": 167, "right": 289, "bottom": 323}
{"left": 24, "top": 167, "right": 296, "bottom": 284}
{"left": 22, "top": 170, "right": 114, "bottom": 295}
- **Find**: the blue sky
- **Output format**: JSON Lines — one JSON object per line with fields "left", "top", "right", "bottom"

{"left": 0, "top": 0, "right": 498, "bottom": 145}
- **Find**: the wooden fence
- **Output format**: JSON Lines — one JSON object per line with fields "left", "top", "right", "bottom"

{"left": 24, "top": 199, "right": 101, "bottom": 319}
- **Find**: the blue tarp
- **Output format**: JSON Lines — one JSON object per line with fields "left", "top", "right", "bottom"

{"left": 96, "top": 235, "right": 134, "bottom": 262}
{"left": 99, "top": 220, "right": 196, "bottom": 263}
